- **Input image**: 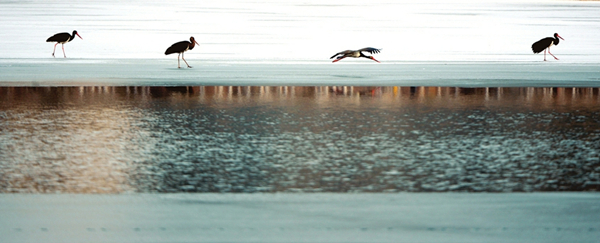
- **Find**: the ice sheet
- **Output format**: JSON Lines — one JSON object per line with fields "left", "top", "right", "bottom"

{"left": 1, "top": 193, "right": 599, "bottom": 243}
{"left": 1, "top": 59, "right": 599, "bottom": 87}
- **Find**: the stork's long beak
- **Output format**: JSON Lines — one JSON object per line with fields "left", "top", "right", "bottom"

{"left": 194, "top": 40, "right": 200, "bottom": 46}
{"left": 76, "top": 33, "right": 83, "bottom": 39}
{"left": 370, "top": 56, "right": 380, "bottom": 63}
{"left": 557, "top": 34, "right": 564, "bottom": 40}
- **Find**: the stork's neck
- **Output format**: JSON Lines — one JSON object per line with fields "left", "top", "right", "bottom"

{"left": 553, "top": 36, "right": 560, "bottom": 45}
{"left": 189, "top": 41, "right": 196, "bottom": 50}
{"left": 69, "top": 32, "right": 77, "bottom": 42}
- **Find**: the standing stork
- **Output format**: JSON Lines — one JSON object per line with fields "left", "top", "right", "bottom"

{"left": 531, "top": 33, "right": 564, "bottom": 61}
{"left": 46, "top": 30, "right": 82, "bottom": 58}
{"left": 330, "top": 47, "right": 381, "bottom": 63}
{"left": 165, "top": 36, "right": 200, "bottom": 68}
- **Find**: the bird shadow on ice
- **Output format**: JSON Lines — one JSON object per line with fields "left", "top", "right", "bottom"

{"left": 164, "top": 68, "right": 196, "bottom": 71}
{"left": 174, "top": 199, "right": 234, "bottom": 205}
{"left": 331, "top": 75, "right": 366, "bottom": 79}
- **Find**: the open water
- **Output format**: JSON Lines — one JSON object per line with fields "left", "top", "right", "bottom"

{"left": 1, "top": 86, "right": 599, "bottom": 193}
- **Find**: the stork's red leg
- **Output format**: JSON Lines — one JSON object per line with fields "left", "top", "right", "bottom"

{"left": 548, "top": 47, "right": 558, "bottom": 60}
{"left": 52, "top": 43, "right": 58, "bottom": 57}
{"left": 544, "top": 49, "right": 547, "bottom": 61}
{"left": 181, "top": 52, "right": 191, "bottom": 68}
{"left": 332, "top": 57, "right": 346, "bottom": 63}
{"left": 61, "top": 44, "right": 66, "bottom": 58}
{"left": 177, "top": 53, "right": 181, "bottom": 68}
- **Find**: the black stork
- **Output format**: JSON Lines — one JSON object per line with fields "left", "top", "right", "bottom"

{"left": 46, "top": 30, "right": 82, "bottom": 58}
{"left": 531, "top": 33, "right": 564, "bottom": 61}
{"left": 165, "top": 36, "right": 200, "bottom": 68}
{"left": 330, "top": 47, "right": 381, "bottom": 63}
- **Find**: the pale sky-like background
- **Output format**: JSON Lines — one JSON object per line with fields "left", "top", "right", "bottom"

{"left": 0, "top": 0, "right": 599, "bottom": 62}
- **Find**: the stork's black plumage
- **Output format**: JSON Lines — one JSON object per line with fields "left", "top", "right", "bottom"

{"left": 165, "top": 36, "right": 199, "bottom": 68}
{"left": 532, "top": 33, "right": 564, "bottom": 61}
{"left": 330, "top": 47, "right": 381, "bottom": 63}
{"left": 46, "top": 30, "right": 82, "bottom": 58}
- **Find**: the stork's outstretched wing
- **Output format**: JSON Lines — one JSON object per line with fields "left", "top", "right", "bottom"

{"left": 330, "top": 50, "right": 353, "bottom": 59}
{"left": 358, "top": 47, "right": 381, "bottom": 54}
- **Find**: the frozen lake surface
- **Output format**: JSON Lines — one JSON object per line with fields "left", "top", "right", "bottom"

{"left": 2, "top": 193, "right": 600, "bottom": 243}
{"left": 1, "top": 59, "right": 600, "bottom": 87}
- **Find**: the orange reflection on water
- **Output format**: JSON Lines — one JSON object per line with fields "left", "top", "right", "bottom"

{"left": 3, "top": 86, "right": 599, "bottom": 110}
{"left": 1, "top": 87, "right": 157, "bottom": 193}
{"left": 1, "top": 86, "right": 599, "bottom": 193}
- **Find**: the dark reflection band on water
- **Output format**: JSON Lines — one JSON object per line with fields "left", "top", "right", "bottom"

{"left": 1, "top": 86, "right": 599, "bottom": 193}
